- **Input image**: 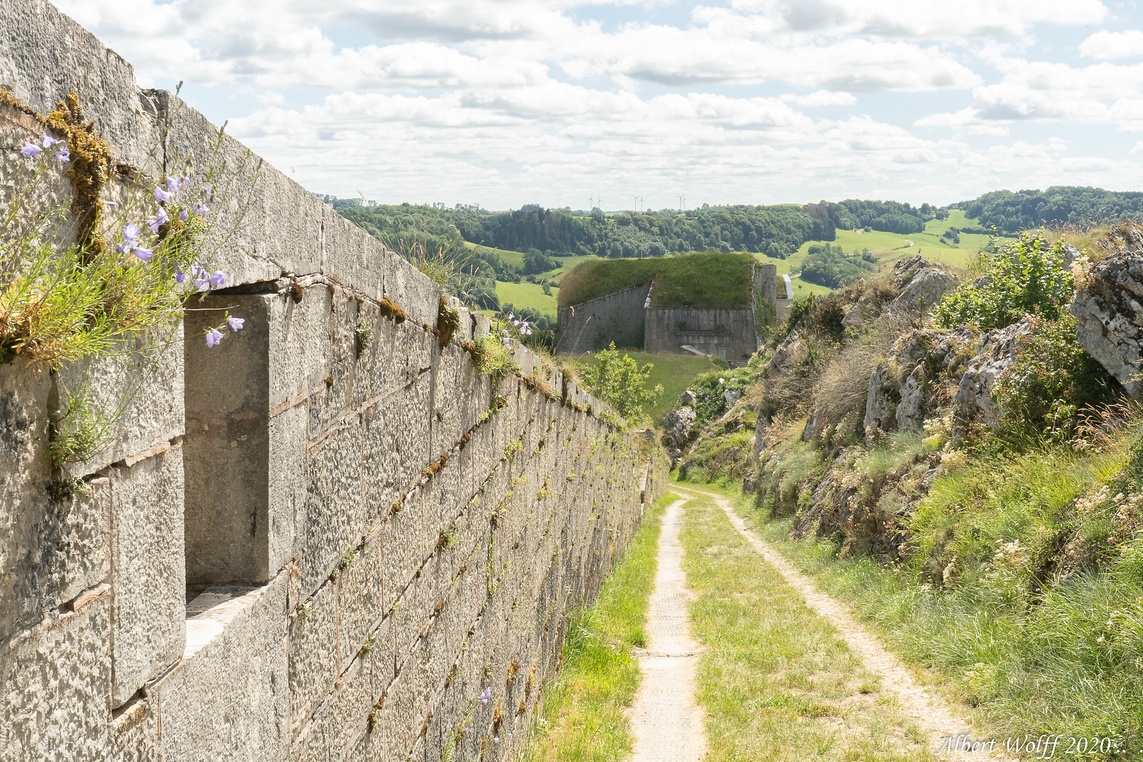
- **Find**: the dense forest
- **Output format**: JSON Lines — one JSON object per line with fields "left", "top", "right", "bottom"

{"left": 326, "top": 198, "right": 939, "bottom": 261}
{"left": 956, "top": 186, "right": 1143, "bottom": 233}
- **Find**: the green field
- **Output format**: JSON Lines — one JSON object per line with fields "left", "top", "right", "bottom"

{"left": 569, "top": 350, "right": 721, "bottom": 424}
{"left": 753, "top": 212, "right": 1006, "bottom": 297}
{"left": 495, "top": 280, "right": 559, "bottom": 318}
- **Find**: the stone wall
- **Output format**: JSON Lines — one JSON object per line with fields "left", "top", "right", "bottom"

{"left": 0, "top": 2, "right": 668, "bottom": 759}
{"left": 555, "top": 283, "right": 651, "bottom": 355}
{"left": 644, "top": 307, "right": 759, "bottom": 362}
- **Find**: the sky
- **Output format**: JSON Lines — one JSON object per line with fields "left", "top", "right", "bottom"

{"left": 53, "top": 0, "right": 1143, "bottom": 212}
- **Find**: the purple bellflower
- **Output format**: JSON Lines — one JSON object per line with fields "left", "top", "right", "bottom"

{"left": 154, "top": 185, "right": 172, "bottom": 203}
{"left": 209, "top": 271, "right": 226, "bottom": 288}
{"left": 205, "top": 328, "right": 225, "bottom": 348}
{"left": 227, "top": 316, "right": 245, "bottom": 332}
{"left": 21, "top": 140, "right": 41, "bottom": 158}
{"left": 149, "top": 206, "right": 170, "bottom": 233}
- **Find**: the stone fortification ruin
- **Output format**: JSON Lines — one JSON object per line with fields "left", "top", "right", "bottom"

{"left": 0, "top": 2, "right": 667, "bottom": 759}
{"left": 557, "top": 262, "right": 785, "bottom": 364}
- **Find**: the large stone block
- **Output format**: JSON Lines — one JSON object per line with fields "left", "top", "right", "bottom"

{"left": 59, "top": 323, "right": 184, "bottom": 475}
{"left": 269, "top": 286, "right": 333, "bottom": 413}
{"left": 379, "top": 247, "right": 441, "bottom": 327}
{"left": 322, "top": 206, "right": 383, "bottom": 301}
{"left": 335, "top": 531, "right": 386, "bottom": 678}
{"left": 0, "top": 0, "right": 163, "bottom": 167}
{"left": 300, "top": 418, "right": 366, "bottom": 594}
{"left": 0, "top": 363, "right": 112, "bottom": 642}
{"left": 157, "top": 577, "right": 289, "bottom": 762}
{"left": 268, "top": 403, "right": 308, "bottom": 575}
{"left": 111, "top": 694, "right": 161, "bottom": 762}
{"left": 164, "top": 103, "right": 324, "bottom": 286}
{"left": 289, "top": 580, "right": 338, "bottom": 738}
{"left": 110, "top": 445, "right": 186, "bottom": 707}
{"left": 0, "top": 588, "right": 112, "bottom": 760}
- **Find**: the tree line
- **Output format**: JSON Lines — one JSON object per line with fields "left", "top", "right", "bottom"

{"left": 956, "top": 186, "right": 1143, "bottom": 234}
{"left": 325, "top": 198, "right": 940, "bottom": 262}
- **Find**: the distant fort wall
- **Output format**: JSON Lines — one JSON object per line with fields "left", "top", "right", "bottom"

{"left": 557, "top": 262, "right": 783, "bottom": 364}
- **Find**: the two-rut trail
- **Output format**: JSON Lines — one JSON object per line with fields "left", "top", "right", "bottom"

{"left": 627, "top": 485, "right": 1012, "bottom": 761}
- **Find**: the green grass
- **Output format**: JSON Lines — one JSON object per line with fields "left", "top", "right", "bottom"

{"left": 521, "top": 492, "right": 675, "bottom": 762}
{"left": 738, "top": 435, "right": 1143, "bottom": 761}
{"left": 558, "top": 251, "right": 754, "bottom": 309}
{"left": 570, "top": 350, "right": 721, "bottom": 425}
{"left": 678, "top": 491, "right": 937, "bottom": 761}
{"left": 754, "top": 213, "right": 1008, "bottom": 297}
{"left": 495, "top": 281, "right": 559, "bottom": 318}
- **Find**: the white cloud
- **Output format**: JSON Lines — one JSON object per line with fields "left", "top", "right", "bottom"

{"left": 1079, "top": 29, "right": 1143, "bottom": 60}
{"left": 782, "top": 91, "right": 858, "bottom": 107}
{"left": 722, "top": 0, "right": 1108, "bottom": 37}
{"left": 42, "top": 0, "right": 1142, "bottom": 209}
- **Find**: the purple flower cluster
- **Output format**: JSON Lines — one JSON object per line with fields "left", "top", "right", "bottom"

{"left": 21, "top": 134, "right": 69, "bottom": 162}
{"left": 13, "top": 137, "right": 241, "bottom": 351}
{"left": 478, "top": 686, "right": 493, "bottom": 705}
{"left": 116, "top": 222, "right": 153, "bottom": 263}
{"left": 501, "top": 312, "right": 533, "bottom": 350}
{"left": 204, "top": 313, "right": 244, "bottom": 348}
{"left": 176, "top": 264, "right": 227, "bottom": 290}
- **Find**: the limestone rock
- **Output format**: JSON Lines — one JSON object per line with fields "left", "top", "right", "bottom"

{"left": 842, "top": 256, "right": 959, "bottom": 331}
{"left": 863, "top": 328, "right": 971, "bottom": 444}
{"left": 954, "top": 319, "right": 1032, "bottom": 431}
{"left": 680, "top": 389, "right": 697, "bottom": 405}
{"left": 1072, "top": 250, "right": 1143, "bottom": 397}
{"left": 662, "top": 406, "right": 697, "bottom": 465}
{"left": 889, "top": 267, "right": 959, "bottom": 315}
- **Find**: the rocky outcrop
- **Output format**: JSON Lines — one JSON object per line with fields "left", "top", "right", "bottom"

{"left": 1072, "top": 251, "right": 1143, "bottom": 397}
{"left": 864, "top": 328, "right": 973, "bottom": 444}
{"left": 953, "top": 319, "right": 1032, "bottom": 432}
{"left": 663, "top": 406, "right": 697, "bottom": 465}
{"left": 842, "top": 255, "right": 959, "bottom": 331}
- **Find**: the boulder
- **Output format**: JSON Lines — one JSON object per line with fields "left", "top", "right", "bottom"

{"left": 953, "top": 319, "right": 1032, "bottom": 431}
{"left": 863, "top": 328, "right": 971, "bottom": 444}
{"left": 662, "top": 406, "right": 697, "bottom": 465}
{"left": 842, "top": 256, "right": 959, "bottom": 332}
{"left": 889, "top": 267, "right": 959, "bottom": 315}
{"left": 1072, "top": 250, "right": 1143, "bottom": 397}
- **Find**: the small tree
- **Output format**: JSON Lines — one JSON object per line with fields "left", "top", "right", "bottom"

{"left": 579, "top": 342, "right": 663, "bottom": 422}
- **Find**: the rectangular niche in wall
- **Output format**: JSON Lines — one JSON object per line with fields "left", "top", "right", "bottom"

{"left": 183, "top": 293, "right": 273, "bottom": 591}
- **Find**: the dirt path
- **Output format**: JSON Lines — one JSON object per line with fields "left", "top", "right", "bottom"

{"left": 673, "top": 485, "right": 1014, "bottom": 761}
{"left": 629, "top": 497, "right": 708, "bottom": 761}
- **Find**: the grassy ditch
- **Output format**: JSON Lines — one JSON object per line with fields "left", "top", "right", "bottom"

{"left": 739, "top": 435, "right": 1143, "bottom": 761}
{"left": 678, "top": 491, "right": 938, "bottom": 762}
{"left": 521, "top": 493, "right": 674, "bottom": 762}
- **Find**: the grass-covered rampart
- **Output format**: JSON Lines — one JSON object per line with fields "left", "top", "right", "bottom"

{"left": 557, "top": 251, "right": 754, "bottom": 309}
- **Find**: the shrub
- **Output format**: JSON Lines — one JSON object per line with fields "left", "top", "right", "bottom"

{"left": 933, "top": 231, "right": 1073, "bottom": 331}
{"left": 992, "top": 314, "right": 1116, "bottom": 445}
{"left": 578, "top": 342, "right": 663, "bottom": 422}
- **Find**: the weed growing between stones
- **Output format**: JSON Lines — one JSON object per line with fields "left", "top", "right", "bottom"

{"left": 0, "top": 90, "right": 261, "bottom": 485}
